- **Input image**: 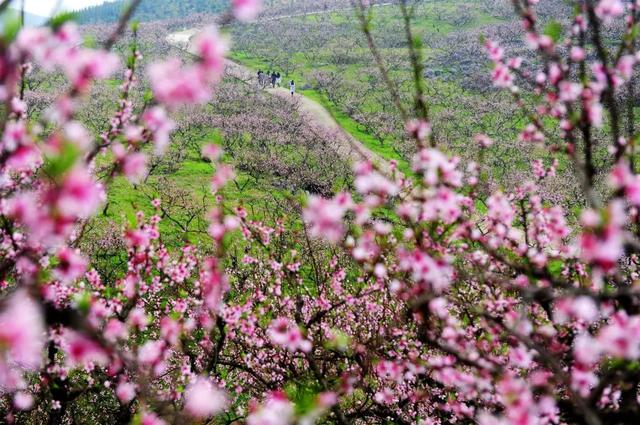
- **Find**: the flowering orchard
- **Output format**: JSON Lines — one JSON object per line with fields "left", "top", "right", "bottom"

{"left": 1, "top": 0, "right": 640, "bottom": 423}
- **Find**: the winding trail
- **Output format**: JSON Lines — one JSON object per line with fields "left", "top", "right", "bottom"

{"left": 166, "top": 29, "right": 395, "bottom": 177}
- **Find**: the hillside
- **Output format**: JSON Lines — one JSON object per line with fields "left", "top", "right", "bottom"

{"left": 5, "top": 0, "right": 640, "bottom": 424}
{"left": 76, "top": 0, "right": 393, "bottom": 24}
{"left": 77, "top": 0, "right": 228, "bottom": 24}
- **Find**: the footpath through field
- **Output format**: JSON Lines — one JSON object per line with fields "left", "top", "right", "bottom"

{"left": 166, "top": 28, "right": 396, "bottom": 178}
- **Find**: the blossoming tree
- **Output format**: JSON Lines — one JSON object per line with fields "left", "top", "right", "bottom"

{"left": 2, "top": 0, "right": 640, "bottom": 424}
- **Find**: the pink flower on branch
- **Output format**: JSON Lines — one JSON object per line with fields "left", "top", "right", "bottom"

{"left": 0, "top": 292, "right": 45, "bottom": 391}
{"left": 56, "top": 167, "right": 105, "bottom": 220}
{"left": 595, "top": 0, "right": 625, "bottom": 21}
{"left": 267, "top": 317, "right": 312, "bottom": 353}
{"left": 53, "top": 247, "right": 87, "bottom": 284}
{"left": 149, "top": 27, "right": 228, "bottom": 109}
{"left": 142, "top": 106, "right": 176, "bottom": 155}
{"left": 116, "top": 381, "right": 136, "bottom": 404}
{"left": 247, "top": 391, "right": 294, "bottom": 425}
{"left": 303, "top": 193, "right": 352, "bottom": 243}
{"left": 232, "top": 0, "right": 262, "bottom": 22}
{"left": 579, "top": 200, "right": 626, "bottom": 273}
{"left": 184, "top": 377, "right": 228, "bottom": 419}
{"left": 149, "top": 59, "right": 212, "bottom": 107}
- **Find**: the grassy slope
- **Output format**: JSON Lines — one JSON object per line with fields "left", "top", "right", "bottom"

{"left": 98, "top": 1, "right": 513, "bottom": 245}
{"left": 229, "top": 50, "right": 412, "bottom": 175}
{"left": 104, "top": 129, "right": 293, "bottom": 245}
{"left": 229, "top": 1, "right": 506, "bottom": 176}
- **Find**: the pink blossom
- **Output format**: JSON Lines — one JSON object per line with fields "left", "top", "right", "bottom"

{"left": 587, "top": 100, "right": 604, "bottom": 127}
{"left": 491, "top": 63, "right": 513, "bottom": 88}
{"left": 555, "top": 296, "right": 599, "bottom": 324}
{"left": 474, "top": 134, "right": 493, "bottom": 148}
{"left": 484, "top": 39, "right": 504, "bottom": 62}
{"left": 142, "top": 106, "right": 175, "bottom": 154}
{"left": 232, "top": 0, "right": 262, "bottom": 21}
{"left": 597, "top": 313, "right": 640, "bottom": 359}
{"left": 122, "top": 152, "right": 148, "bottom": 183}
{"left": 13, "top": 391, "right": 34, "bottom": 410}
{"left": 267, "top": 318, "right": 312, "bottom": 353}
{"left": 303, "top": 193, "right": 352, "bottom": 243}
{"left": 487, "top": 192, "right": 515, "bottom": 226}
{"left": 149, "top": 59, "right": 212, "bottom": 107}
{"left": 64, "top": 121, "right": 93, "bottom": 151}
{"left": 573, "top": 333, "right": 602, "bottom": 365}
{"left": 202, "top": 143, "right": 222, "bottom": 162}
{"left": 116, "top": 381, "right": 136, "bottom": 404}
{"left": 53, "top": 247, "right": 87, "bottom": 284}
{"left": 2, "top": 120, "right": 41, "bottom": 172}
{"left": 193, "top": 27, "right": 228, "bottom": 78}
{"left": 211, "top": 164, "right": 235, "bottom": 192}
{"left": 104, "top": 319, "right": 128, "bottom": 343}
{"left": 318, "top": 392, "right": 338, "bottom": 408}
{"left": 354, "top": 164, "right": 398, "bottom": 197}
{"left": 412, "top": 149, "right": 462, "bottom": 187}
{"left": 64, "top": 332, "right": 108, "bottom": 367}
{"left": 571, "top": 367, "right": 599, "bottom": 397}
{"left": 2, "top": 120, "right": 30, "bottom": 152}
{"left": 184, "top": 377, "right": 228, "bottom": 418}
{"left": 138, "top": 340, "right": 165, "bottom": 366}
{"left": 519, "top": 124, "right": 545, "bottom": 143}
{"left": 0, "top": 292, "right": 44, "bottom": 390}
{"left": 374, "top": 388, "right": 395, "bottom": 405}
{"left": 615, "top": 55, "right": 635, "bottom": 81}
{"left": 160, "top": 317, "right": 181, "bottom": 345}
{"left": 595, "top": 0, "right": 625, "bottom": 21}
{"left": 127, "top": 308, "right": 149, "bottom": 330}
{"left": 56, "top": 167, "right": 104, "bottom": 219}
{"left": 558, "top": 81, "right": 582, "bottom": 102}
{"left": 10, "top": 97, "right": 26, "bottom": 116}
{"left": 406, "top": 119, "right": 431, "bottom": 142}
{"left": 610, "top": 161, "right": 640, "bottom": 205}
{"left": 140, "top": 412, "right": 166, "bottom": 425}
{"left": 570, "top": 46, "right": 586, "bottom": 62}
{"left": 149, "top": 28, "right": 227, "bottom": 109}
{"left": 5, "top": 142, "right": 41, "bottom": 173}
{"left": 63, "top": 49, "right": 120, "bottom": 92}
{"left": 509, "top": 345, "right": 535, "bottom": 369}
{"left": 579, "top": 201, "right": 626, "bottom": 271}
{"left": 200, "top": 257, "right": 229, "bottom": 312}
{"left": 398, "top": 248, "right": 453, "bottom": 293}
{"left": 247, "top": 392, "right": 294, "bottom": 425}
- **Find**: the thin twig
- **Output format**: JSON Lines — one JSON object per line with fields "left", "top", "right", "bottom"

{"left": 103, "top": 0, "right": 143, "bottom": 50}
{"left": 351, "top": 0, "right": 408, "bottom": 123}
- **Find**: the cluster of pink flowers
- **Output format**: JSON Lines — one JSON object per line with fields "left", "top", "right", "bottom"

{"left": 4, "top": 0, "right": 640, "bottom": 423}
{"left": 149, "top": 27, "right": 228, "bottom": 108}
{"left": 16, "top": 23, "right": 119, "bottom": 93}
{"left": 595, "top": 0, "right": 625, "bottom": 21}
{"left": 232, "top": 0, "right": 262, "bottom": 22}
{"left": 267, "top": 317, "right": 312, "bottom": 353}
{"left": 303, "top": 192, "right": 352, "bottom": 242}
{"left": 0, "top": 292, "right": 44, "bottom": 393}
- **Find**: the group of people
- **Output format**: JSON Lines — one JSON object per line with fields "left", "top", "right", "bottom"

{"left": 257, "top": 70, "right": 281, "bottom": 88}
{"left": 257, "top": 70, "right": 296, "bottom": 96}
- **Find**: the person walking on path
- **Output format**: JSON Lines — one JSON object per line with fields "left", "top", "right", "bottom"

{"left": 276, "top": 72, "right": 281, "bottom": 87}
{"left": 257, "top": 70, "right": 264, "bottom": 87}
{"left": 271, "top": 71, "right": 277, "bottom": 88}
{"left": 290, "top": 80, "right": 295, "bottom": 97}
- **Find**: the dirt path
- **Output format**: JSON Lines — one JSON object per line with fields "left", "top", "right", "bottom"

{"left": 166, "top": 29, "right": 395, "bottom": 177}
